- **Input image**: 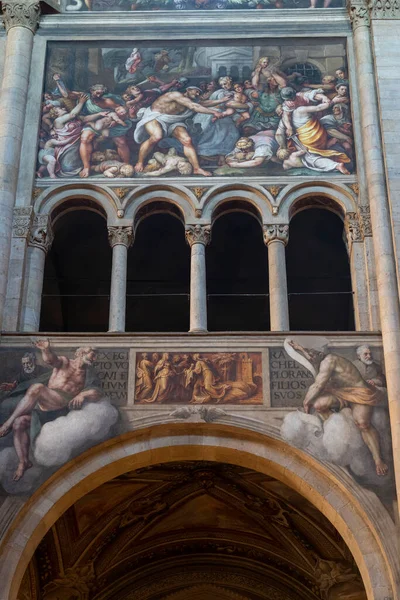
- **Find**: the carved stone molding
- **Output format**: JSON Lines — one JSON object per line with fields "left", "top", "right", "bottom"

{"left": 185, "top": 224, "right": 211, "bottom": 247}
{"left": 263, "top": 224, "right": 289, "bottom": 246}
{"left": 29, "top": 215, "right": 53, "bottom": 254}
{"left": 12, "top": 207, "right": 33, "bottom": 240}
{"left": 108, "top": 226, "right": 134, "bottom": 248}
{"left": 359, "top": 205, "right": 372, "bottom": 237}
{"left": 345, "top": 212, "right": 363, "bottom": 246}
{"left": 369, "top": 0, "right": 400, "bottom": 18}
{"left": 347, "top": 0, "right": 371, "bottom": 28}
{"left": 1, "top": 1, "right": 41, "bottom": 33}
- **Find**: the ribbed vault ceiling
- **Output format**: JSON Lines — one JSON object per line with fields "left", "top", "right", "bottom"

{"left": 19, "top": 461, "right": 367, "bottom": 600}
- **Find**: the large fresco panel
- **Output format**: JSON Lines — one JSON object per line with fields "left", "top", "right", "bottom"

{"left": 0, "top": 337, "right": 393, "bottom": 505}
{"left": 38, "top": 40, "right": 354, "bottom": 179}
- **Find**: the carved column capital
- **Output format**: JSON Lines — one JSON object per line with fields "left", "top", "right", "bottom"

{"left": 347, "top": 0, "right": 371, "bottom": 28}
{"left": 12, "top": 207, "right": 34, "bottom": 240}
{"left": 263, "top": 224, "right": 289, "bottom": 246}
{"left": 108, "top": 226, "right": 134, "bottom": 248}
{"left": 185, "top": 224, "right": 211, "bottom": 247}
{"left": 359, "top": 205, "right": 372, "bottom": 237}
{"left": 29, "top": 215, "right": 53, "bottom": 254}
{"left": 369, "top": 0, "right": 400, "bottom": 18}
{"left": 1, "top": 1, "right": 41, "bottom": 33}
{"left": 345, "top": 212, "right": 364, "bottom": 249}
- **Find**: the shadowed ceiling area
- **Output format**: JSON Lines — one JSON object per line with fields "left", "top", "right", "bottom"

{"left": 19, "top": 461, "right": 367, "bottom": 600}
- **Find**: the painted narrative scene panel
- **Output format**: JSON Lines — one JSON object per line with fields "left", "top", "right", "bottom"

{"left": 135, "top": 352, "right": 263, "bottom": 404}
{"left": 65, "top": 0, "right": 344, "bottom": 10}
{"left": 38, "top": 40, "right": 354, "bottom": 179}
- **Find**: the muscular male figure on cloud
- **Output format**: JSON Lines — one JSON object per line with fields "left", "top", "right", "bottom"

{"left": 0, "top": 339, "right": 101, "bottom": 481}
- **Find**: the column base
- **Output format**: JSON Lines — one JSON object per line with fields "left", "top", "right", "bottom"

{"left": 189, "top": 328, "right": 208, "bottom": 334}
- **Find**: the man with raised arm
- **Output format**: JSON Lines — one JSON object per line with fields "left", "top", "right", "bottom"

{"left": 133, "top": 86, "right": 223, "bottom": 177}
{"left": 0, "top": 339, "right": 102, "bottom": 481}
{"left": 287, "top": 340, "right": 388, "bottom": 477}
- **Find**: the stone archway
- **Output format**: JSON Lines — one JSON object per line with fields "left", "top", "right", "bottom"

{"left": 0, "top": 424, "right": 397, "bottom": 600}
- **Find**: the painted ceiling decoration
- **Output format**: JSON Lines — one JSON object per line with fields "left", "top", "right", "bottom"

{"left": 19, "top": 461, "right": 367, "bottom": 600}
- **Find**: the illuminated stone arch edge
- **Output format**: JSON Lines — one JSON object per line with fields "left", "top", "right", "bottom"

{"left": 0, "top": 423, "right": 397, "bottom": 600}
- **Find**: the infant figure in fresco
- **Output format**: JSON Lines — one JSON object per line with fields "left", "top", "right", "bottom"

{"left": 92, "top": 160, "right": 135, "bottom": 178}
{"left": 139, "top": 148, "right": 193, "bottom": 177}
{"left": 92, "top": 106, "right": 130, "bottom": 138}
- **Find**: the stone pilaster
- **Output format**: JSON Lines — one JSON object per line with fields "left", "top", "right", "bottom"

{"left": 3, "top": 208, "right": 34, "bottom": 331}
{"left": 349, "top": 0, "right": 400, "bottom": 517}
{"left": 263, "top": 224, "right": 289, "bottom": 332}
{"left": 0, "top": 1, "right": 40, "bottom": 328}
{"left": 185, "top": 225, "right": 211, "bottom": 333}
{"left": 20, "top": 215, "right": 53, "bottom": 332}
{"left": 359, "top": 205, "right": 372, "bottom": 238}
{"left": 108, "top": 226, "right": 133, "bottom": 332}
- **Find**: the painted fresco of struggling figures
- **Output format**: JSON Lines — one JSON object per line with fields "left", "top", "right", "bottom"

{"left": 281, "top": 338, "right": 395, "bottom": 497}
{"left": 38, "top": 42, "right": 354, "bottom": 179}
{"left": 66, "top": 0, "right": 344, "bottom": 10}
{"left": 0, "top": 340, "right": 118, "bottom": 495}
{"left": 135, "top": 352, "right": 263, "bottom": 404}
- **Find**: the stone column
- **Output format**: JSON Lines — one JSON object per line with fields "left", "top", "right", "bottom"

{"left": 344, "top": 211, "right": 370, "bottom": 330}
{"left": 263, "top": 224, "right": 289, "bottom": 331}
{"left": 185, "top": 224, "right": 211, "bottom": 333}
{"left": 21, "top": 215, "right": 53, "bottom": 332}
{"left": 108, "top": 226, "right": 133, "bottom": 332}
{"left": 349, "top": 0, "right": 400, "bottom": 514}
{"left": 0, "top": 1, "right": 40, "bottom": 327}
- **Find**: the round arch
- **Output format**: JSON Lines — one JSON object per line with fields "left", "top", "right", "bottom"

{"left": 202, "top": 184, "right": 273, "bottom": 223}
{"left": 278, "top": 182, "right": 357, "bottom": 222}
{"left": 124, "top": 184, "right": 197, "bottom": 223}
{"left": 33, "top": 184, "right": 120, "bottom": 224}
{"left": 0, "top": 423, "right": 397, "bottom": 600}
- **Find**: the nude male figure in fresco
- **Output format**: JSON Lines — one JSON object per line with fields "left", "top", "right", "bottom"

{"left": 0, "top": 339, "right": 102, "bottom": 481}
{"left": 133, "top": 87, "right": 223, "bottom": 176}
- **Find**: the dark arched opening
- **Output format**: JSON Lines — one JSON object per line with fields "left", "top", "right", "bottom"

{"left": 126, "top": 210, "right": 190, "bottom": 332}
{"left": 207, "top": 209, "right": 269, "bottom": 331}
{"left": 286, "top": 207, "right": 355, "bottom": 331}
{"left": 40, "top": 208, "right": 111, "bottom": 332}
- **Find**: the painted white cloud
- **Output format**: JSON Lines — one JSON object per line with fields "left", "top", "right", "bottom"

{"left": 34, "top": 399, "right": 119, "bottom": 467}
{"left": 281, "top": 407, "right": 392, "bottom": 488}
